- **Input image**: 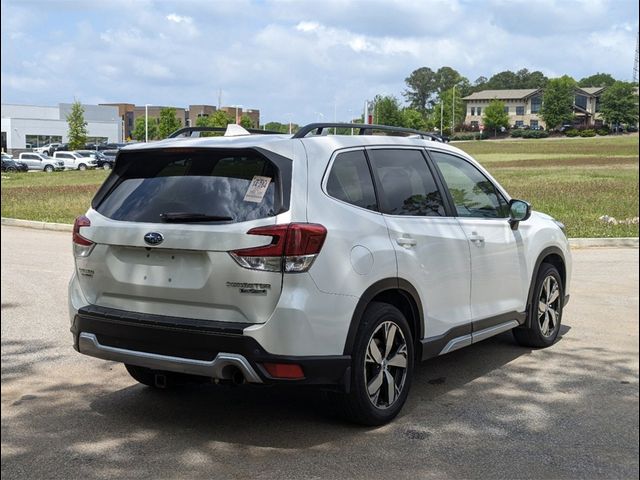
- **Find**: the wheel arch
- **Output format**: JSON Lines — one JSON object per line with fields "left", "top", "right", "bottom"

{"left": 525, "top": 246, "right": 566, "bottom": 327}
{"left": 342, "top": 278, "right": 424, "bottom": 357}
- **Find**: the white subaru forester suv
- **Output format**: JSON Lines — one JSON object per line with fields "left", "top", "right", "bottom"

{"left": 69, "top": 123, "right": 571, "bottom": 425}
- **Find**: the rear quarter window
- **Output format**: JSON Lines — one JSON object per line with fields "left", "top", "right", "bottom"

{"left": 94, "top": 149, "right": 288, "bottom": 224}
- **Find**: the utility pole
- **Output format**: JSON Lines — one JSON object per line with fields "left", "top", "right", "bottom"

{"left": 218, "top": 89, "right": 222, "bottom": 109}
{"left": 452, "top": 84, "right": 458, "bottom": 134}
{"left": 633, "top": 31, "right": 639, "bottom": 84}
{"left": 145, "top": 104, "right": 150, "bottom": 142}
{"left": 440, "top": 100, "right": 443, "bottom": 133}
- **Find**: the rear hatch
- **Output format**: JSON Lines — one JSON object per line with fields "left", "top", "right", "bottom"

{"left": 74, "top": 147, "right": 292, "bottom": 324}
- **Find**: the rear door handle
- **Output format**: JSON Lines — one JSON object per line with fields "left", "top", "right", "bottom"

{"left": 396, "top": 237, "right": 417, "bottom": 248}
{"left": 469, "top": 232, "right": 485, "bottom": 244}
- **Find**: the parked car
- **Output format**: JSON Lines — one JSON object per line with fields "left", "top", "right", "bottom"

{"left": 69, "top": 122, "right": 572, "bottom": 425}
{"left": 48, "top": 143, "right": 70, "bottom": 155}
{"left": 96, "top": 142, "right": 127, "bottom": 151}
{"left": 2, "top": 157, "right": 29, "bottom": 172}
{"left": 53, "top": 151, "right": 93, "bottom": 170}
{"left": 18, "top": 152, "right": 65, "bottom": 172}
{"left": 76, "top": 149, "right": 113, "bottom": 170}
{"left": 74, "top": 150, "right": 103, "bottom": 169}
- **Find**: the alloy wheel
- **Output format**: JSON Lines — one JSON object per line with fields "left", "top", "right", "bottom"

{"left": 364, "top": 321, "right": 408, "bottom": 409}
{"left": 538, "top": 275, "right": 560, "bottom": 337}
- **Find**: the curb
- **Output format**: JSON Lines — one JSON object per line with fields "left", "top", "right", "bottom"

{"left": 568, "top": 237, "right": 639, "bottom": 248}
{"left": 1, "top": 217, "right": 72, "bottom": 232}
{"left": 1, "top": 217, "right": 638, "bottom": 248}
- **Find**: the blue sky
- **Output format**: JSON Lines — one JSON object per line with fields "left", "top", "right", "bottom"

{"left": 1, "top": 0, "right": 638, "bottom": 124}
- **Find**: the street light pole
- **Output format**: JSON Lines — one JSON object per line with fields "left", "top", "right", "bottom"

{"left": 145, "top": 104, "right": 149, "bottom": 142}
{"left": 452, "top": 85, "right": 456, "bottom": 134}
{"left": 440, "top": 99, "right": 443, "bottom": 134}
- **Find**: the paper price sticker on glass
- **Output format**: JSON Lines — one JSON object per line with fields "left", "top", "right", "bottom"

{"left": 243, "top": 176, "right": 271, "bottom": 203}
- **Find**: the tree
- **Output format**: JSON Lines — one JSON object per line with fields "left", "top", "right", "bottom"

{"left": 372, "top": 94, "right": 403, "bottom": 126}
{"left": 157, "top": 107, "right": 182, "bottom": 138}
{"left": 403, "top": 67, "right": 437, "bottom": 112}
{"left": 435, "top": 66, "right": 464, "bottom": 95}
{"left": 578, "top": 73, "right": 616, "bottom": 87}
{"left": 540, "top": 76, "right": 576, "bottom": 130}
{"left": 240, "top": 115, "right": 254, "bottom": 129}
{"left": 437, "top": 87, "right": 466, "bottom": 133}
{"left": 66, "top": 100, "right": 88, "bottom": 150}
{"left": 482, "top": 100, "right": 510, "bottom": 137}
{"left": 131, "top": 116, "right": 158, "bottom": 141}
{"left": 401, "top": 108, "right": 428, "bottom": 130}
{"left": 209, "top": 110, "right": 232, "bottom": 127}
{"left": 485, "top": 70, "right": 519, "bottom": 89}
{"left": 599, "top": 81, "right": 639, "bottom": 128}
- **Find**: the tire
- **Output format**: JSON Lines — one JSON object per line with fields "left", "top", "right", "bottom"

{"left": 44, "top": 165, "right": 54, "bottom": 173}
{"left": 513, "top": 263, "right": 564, "bottom": 348}
{"left": 78, "top": 163, "right": 87, "bottom": 171}
{"left": 103, "top": 163, "right": 112, "bottom": 170}
{"left": 330, "top": 302, "right": 414, "bottom": 426}
{"left": 6, "top": 166, "right": 17, "bottom": 172}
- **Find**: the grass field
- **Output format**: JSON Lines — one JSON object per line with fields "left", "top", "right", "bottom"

{"left": 1, "top": 135, "right": 638, "bottom": 237}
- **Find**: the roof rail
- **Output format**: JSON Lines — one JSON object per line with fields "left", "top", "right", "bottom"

{"left": 168, "top": 126, "right": 283, "bottom": 138}
{"left": 292, "top": 123, "right": 446, "bottom": 142}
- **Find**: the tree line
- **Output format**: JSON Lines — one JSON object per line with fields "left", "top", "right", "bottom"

{"left": 369, "top": 67, "right": 637, "bottom": 135}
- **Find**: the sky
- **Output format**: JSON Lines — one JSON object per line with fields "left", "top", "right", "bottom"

{"left": 1, "top": 0, "right": 638, "bottom": 125}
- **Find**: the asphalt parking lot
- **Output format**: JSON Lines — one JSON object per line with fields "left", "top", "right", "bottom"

{"left": 1, "top": 225, "right": 638, "bottom": 480}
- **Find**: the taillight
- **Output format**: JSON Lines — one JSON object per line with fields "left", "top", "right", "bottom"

{"left": 230, "top": 223, "right": 327, "bottom": 273}
{"left": 72, "top": 215, "right": 95, "bottom": 257}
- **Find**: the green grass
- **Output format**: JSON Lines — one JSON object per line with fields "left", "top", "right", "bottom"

{"left": 456, "top": 135, "right": 639, "bottom": 238}
{"left": 1, "top": 170, "right": 108, "bottom": 224}
{"left": 1, "top": 135, "right": 638, "bottom": 237}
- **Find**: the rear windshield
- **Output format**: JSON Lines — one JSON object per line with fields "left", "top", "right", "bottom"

{"left": 95, "top": 149, "right": 284, "bottom": 223}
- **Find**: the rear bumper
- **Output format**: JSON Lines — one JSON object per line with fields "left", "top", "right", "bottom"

{"left": 71, "top": 305, "right": 351, "bottom": 389}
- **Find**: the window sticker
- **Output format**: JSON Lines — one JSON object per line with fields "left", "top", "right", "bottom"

{"left": 243, "top": 176, "right": 271, "bottom": 203}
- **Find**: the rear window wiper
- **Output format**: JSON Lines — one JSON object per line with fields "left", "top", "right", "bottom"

{"left": 160, "top": 212, "right": 234, "bottom": 223}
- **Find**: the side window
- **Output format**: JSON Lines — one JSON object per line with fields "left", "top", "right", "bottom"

{"left": 430, "top": 151, "right": 509, "bottom": 218}
{"left": 326, "top": 150, "right": 377, "bottom": 211}
{"left": 368, "top": 149, "right": 446, "bottom": 217}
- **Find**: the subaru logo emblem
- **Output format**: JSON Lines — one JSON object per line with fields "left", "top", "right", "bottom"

{"left": 144, "top": 232, "right": 164, "bottom": 246}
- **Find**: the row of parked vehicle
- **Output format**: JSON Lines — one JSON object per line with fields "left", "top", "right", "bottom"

{"left": 34, "top": 142, "right": 127, "bottom": 157}
{"left": 1, "top": 146, "right": 122, "bottom": 173}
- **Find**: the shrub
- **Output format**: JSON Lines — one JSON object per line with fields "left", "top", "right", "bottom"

{"left": 521, "top": 130, "right": 549, "bottom": 138}
{"left": 596, "top": 129, "right": 609, "bottom": 136}
{"left": 579, "top": 129, "right": 596, "bottom": 137}
{"left": 565, "top": 129, "right": 580, "bottom": 137}
{"left": 511, "top": 129, "right": 524, "bottom": 138}
{"left": 451, "top": 133, "right": 476, "bottom": 141}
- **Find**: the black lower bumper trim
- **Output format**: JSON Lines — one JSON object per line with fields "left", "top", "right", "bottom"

{"left": 72, "top": 306, "right": 350, "bottom": 388}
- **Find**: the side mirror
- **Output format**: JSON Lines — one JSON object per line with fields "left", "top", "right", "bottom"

{"left": 509, "top": 199, "right": 531, "bottom": 230}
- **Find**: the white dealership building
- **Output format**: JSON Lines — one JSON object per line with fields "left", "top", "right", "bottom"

{"left": 1, "top": 103, "right": 122, "bottom": 153}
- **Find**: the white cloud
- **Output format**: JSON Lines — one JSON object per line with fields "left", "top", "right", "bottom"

{"left": 1, "top": 0, "right": 638, "bottom": 124}
{"left": 166, "top": 13, "right": 193, "bottom": 24}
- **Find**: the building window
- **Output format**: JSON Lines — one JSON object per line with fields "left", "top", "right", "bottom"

{"left": 575, "top": 94, "right": 587, "bottom": 110}
{"left": 515, "top": 120, "right": 524, "bottom": 128}
{"left": 595, "top": 96, "right": 601, "bottom": 113}
{"left": 530, "top": 120, "right": 539, "bottom": 129}
{"left": 531, "top": 95, "right": 542, "bottom": 113}
{"left": 516, "top": 106, "right": 525, "bottom": 115}
{"left": 476, "top": 107, "right": 482, "bottom": 116}
{"left": 504, "top": 106, "right": 509, "bottom": 114}
{"left": 470, "top": 121, "right": 479, "bottom": 130}
{"left": 26, "top": 135, "right": 63, "bottom": 148}
{"left": 470, "top": 107, "right": 475, "bottom": 116}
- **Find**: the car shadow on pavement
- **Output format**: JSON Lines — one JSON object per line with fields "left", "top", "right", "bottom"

{"left": 3, "top": 323, "right": 639, "bottom": 479}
